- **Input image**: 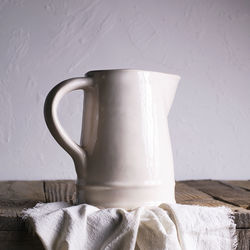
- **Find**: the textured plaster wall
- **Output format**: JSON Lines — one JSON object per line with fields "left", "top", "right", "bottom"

{"left": 0, "top": 0, "right": 250, "bottom": 180}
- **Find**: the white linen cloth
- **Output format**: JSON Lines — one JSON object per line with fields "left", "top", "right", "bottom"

{"left": 23, "top": 202, "right": 237, "bottom": 250}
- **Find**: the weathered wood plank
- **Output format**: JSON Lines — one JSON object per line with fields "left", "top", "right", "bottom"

{"left": 184, "top": 180, "right": 250, "bottom": 229}
{"left": 184, "top": 180, "right": 250, "bottom": 209}
{"left": 0, "top": 181, "right": 45, "bottom": 231}
{"left": 176, "top": 182, "right": 236, "bottom": 208}
{"left": 0, "top": 231, "right": 44, "bottom": 250}
{"left": 223, "top": 180, "right": 250, "bottom": 191}
{"left": 44, "top": 180, "right": 76, "bottom": 204}
{"left": 234, "top": 211, "right": 250, "bottom": 229}
{"left": 176, "top": 182, "right": 212, "bottom": 201}
{"left": 0, "top": 181, "right": 45, "bottom": 203}
{"left": 236, "top": 229, "right": 250, "bottom": 250}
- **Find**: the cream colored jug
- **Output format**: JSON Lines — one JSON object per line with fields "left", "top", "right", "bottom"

{"left": 44, "top": 69, "right": 180, "bottom": 208}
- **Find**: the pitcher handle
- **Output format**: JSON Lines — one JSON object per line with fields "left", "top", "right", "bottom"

{"left": 44, "top": 77, "right": 93, "bottom": 180}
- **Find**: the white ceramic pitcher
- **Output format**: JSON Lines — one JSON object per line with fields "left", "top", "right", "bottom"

{"left": 44, "top": 69, "right": 180, "bottom": 208}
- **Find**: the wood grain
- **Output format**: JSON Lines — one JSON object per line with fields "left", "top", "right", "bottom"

{"left": 234, "top": 211, "right": 250, "bottom": 229}
{"left": 176, "top": 182, "right": 212, "bottom": 201}
{"left": 0, "top": 181, "right": 45, "bottom": 231}
{"left": 0, "top": 181, "right": 45, "bottom": 203}
{"left": 184, "top": 180, "right": 250, "bottom": 209}
{"left": 176, "top": 182, "right": 236, "bottom": 207}
{"left": 236, "top": 229, "right": 250, "bottom": 250}
{"left": 44, "top": 180, "right": 76, "bottom": 204}
{"left": 223, "top": 180, "right": 250, "bottom": 191}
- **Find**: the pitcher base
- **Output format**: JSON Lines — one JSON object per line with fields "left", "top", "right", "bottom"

{"left": 77, "top": 184, "right": 176, "bottom": 209}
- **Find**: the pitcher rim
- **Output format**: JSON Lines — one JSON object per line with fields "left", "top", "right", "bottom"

{"left": 86, "top": 69, "right": 181, "bottom": 80}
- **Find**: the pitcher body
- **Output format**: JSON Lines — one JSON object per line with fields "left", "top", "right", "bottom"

{"left": 44, "top": 69, "right": 180, "bottom": 208}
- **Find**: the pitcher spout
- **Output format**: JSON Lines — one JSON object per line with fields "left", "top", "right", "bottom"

{"left": 163, "top": 74, "right": 180, "bottom": 115}
{"left": 143, "top": 72, "right": 180, "bottom": 115}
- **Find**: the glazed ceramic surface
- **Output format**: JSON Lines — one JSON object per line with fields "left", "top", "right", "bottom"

{"left": 44, "top": 69, "right": 180, "bottom": 208}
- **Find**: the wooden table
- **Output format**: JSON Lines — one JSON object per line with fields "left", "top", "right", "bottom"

{"left": 0, "top": 180, "right": 249, "bottom": 250}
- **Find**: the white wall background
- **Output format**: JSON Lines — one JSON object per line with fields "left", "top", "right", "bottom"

{"left": 0, "top": 0, "right": 250, "bottom": 180}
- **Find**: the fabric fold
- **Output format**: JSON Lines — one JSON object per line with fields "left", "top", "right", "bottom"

{"left": 22, "top": 202, "right": 237, "bottom": 250}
